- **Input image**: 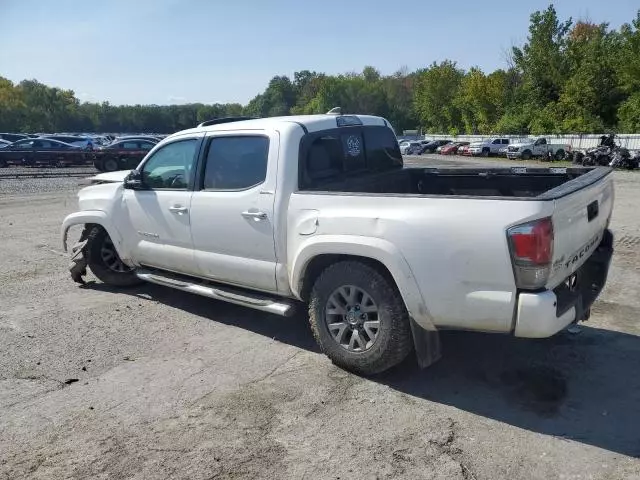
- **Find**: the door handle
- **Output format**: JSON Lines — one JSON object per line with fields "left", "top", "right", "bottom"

{"left": 169, "top": 206, "right": 188, "bottom": 214}
{"left": 241, "top": 210, "right": 267, "bottom": 220}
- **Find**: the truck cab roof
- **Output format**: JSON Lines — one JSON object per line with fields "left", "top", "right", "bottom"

{"left": 169, "top": 114, "right": 391, "bottom": 139}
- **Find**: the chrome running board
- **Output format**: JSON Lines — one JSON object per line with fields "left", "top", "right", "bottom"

{"left": 136, "top": 269, "right": 296, "bottom": 317}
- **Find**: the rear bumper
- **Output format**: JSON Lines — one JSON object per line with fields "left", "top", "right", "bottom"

{"left": 514, "top": 229, "right": 613, "bottom": 338}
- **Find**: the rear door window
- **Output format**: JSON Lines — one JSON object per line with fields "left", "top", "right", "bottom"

{"left": 202, "top": 136, "right": 269, "bottom": 190}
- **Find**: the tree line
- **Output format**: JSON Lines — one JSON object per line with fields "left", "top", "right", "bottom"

{"left": 1, "top": 5, "right": 639, "bottom": 135}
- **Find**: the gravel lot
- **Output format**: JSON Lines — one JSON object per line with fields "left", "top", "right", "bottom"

{"left": 1, "top": 157, "right": 639, "bottom": 479}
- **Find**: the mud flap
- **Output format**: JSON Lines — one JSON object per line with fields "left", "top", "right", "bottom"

{"left": 409, "top": 317, "right": 442, "bottom": 369}
{"left": 69, "top": 239, "right": 89, "bottom": 285}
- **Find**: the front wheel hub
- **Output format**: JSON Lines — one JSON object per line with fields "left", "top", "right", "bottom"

{"left": 100, "top": 236, "right": 131, "bottom": 273}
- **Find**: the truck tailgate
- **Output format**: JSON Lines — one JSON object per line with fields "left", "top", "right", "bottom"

{"left": 546, "top": 168, "right": 614, "bottom": 289}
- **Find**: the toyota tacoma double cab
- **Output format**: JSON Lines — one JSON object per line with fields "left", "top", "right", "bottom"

{"left": 62, "top": 111, "right": 614, "bottom": 375}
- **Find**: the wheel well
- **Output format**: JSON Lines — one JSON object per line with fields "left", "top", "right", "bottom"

{"left": 299, "top": 254, "right": 397, "bottom": 301}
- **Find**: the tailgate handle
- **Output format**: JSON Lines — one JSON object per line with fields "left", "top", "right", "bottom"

{"left": 587, "top": 200, "right": 599, "bottom": 222}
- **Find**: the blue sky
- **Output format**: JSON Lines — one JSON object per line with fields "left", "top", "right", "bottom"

{"left": 1, "top": 0, "right": 638, "bottom": 105}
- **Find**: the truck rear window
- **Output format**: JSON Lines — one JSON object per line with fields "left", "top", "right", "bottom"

{"left": 299, "top": 125, "right": 402, "bottom": 189}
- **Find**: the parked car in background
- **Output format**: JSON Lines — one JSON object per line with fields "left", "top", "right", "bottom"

{"left": 421, "top": 139, "right": 452, "bottom": 154}
{"left": 0, "top": 138, "right": 90, "bottom": 167}
{"left": 466, "top": 138, "right": 510, "bottom": 156}
{"left": 507, "top": 138, "right": 571, "bottom": 160}
{"left": 440, "top": 141, "right": 470, "bottom": 155}
{"left": 89, "top": 135, "right": 110, "bottom": 146}
{"left": 93, "top": 138, "right": 158, "bottom": 171}
{"left": 0, "top": 133, "right": 29, "bottom": 143}
{"left": 435, "top": 141, "right": 453, "bottom": 153}
{"left": 457, "top": 144, "right": 471, "bottom": 156}
{"left": 399, "top": 141, "right": 423, "bottom": 155}
{"left": 111, "top": 135, "right": 161, "bottom": 145}
{"left": 42, "top": 135, "right": 97, "bottom": 150}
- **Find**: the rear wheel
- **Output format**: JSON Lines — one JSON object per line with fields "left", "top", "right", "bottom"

{"left": 93, "top": 158, "right": 105, "bottom": 172}
{"left": 554, "top": 149, "right": 565, "bottom": 161}
{"left": 308, "top": 261, "right": 413, "bottom": 375}
{"left": 103, "top": 157, "right": 120, "bottom": 172}
{"left": 86, "top": 226, "right": 141, "bottom": 287}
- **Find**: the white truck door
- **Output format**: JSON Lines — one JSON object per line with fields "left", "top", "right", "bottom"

{"left": 122, "top": 136, "right": 201, "bottom": 274}
{"left": 189, "top": 131, "right": 278, "bottom": 292}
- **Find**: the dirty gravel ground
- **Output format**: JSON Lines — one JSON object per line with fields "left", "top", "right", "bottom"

{"left": 1, "top": 161, "right": 640, "bottom": 479}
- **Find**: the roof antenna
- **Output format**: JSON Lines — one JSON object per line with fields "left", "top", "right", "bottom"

{"left": 326, "top": 107, "right": 341, "bottom": 115}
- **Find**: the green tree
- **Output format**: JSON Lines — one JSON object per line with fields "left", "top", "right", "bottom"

{"left": 457, "top": 68, "right": 508, "bottom": 133}
{"left": 413, "top": 61, "right": 464, "bottom": 133}
{"left": 553, "top": 21, "right": 622, "bottom": 132}
{"left": 381, "top": 69, "right": 418, "bottom": 133}
{"left": 0, "top": 77, "right": 25, "bottom": 131}
{"left": 513, "top": 5, "right": 572, "bottom": 105}
{"left": 617, "top": 11, "right": 640, "bottom": 131}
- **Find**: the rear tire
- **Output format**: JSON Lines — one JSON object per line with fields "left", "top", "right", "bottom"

{"left": 93, "top": 158, "right": 105, "bottom": 172}
{"left": 554, "top": 149, "right": 565, "bottom": 161}
{"left": 103, "top": 157, "right": 120, "bottom": 172}
{"left": 86, "top": 226, "right": 142, "bottom": 287}
{"left": 308, "top": 261, "right": 413, "bottom": 375}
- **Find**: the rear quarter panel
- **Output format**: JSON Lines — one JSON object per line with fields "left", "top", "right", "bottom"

{"left": 288, "top": 192, "right": 552, "bottom": 333}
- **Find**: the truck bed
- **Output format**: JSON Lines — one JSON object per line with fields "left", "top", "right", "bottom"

{"left": 306, "top": 166, "right": 610, "bottom": 200}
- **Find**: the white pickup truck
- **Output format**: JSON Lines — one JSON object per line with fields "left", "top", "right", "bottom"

{"left": 465, "top": 137, "right": 510, "bottom": 156}
{"left": 507, "top": 137, "right": 571, "bottom": 160}
{"left": 61, "top": 112, "right": 614, "bottom": 375}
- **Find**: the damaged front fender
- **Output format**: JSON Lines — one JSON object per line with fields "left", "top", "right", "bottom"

{"left": 61, "top": 210, "right": 129, "bottom": 285}
{"left": 61, "top": 210, "right": 124, "bottom": 255}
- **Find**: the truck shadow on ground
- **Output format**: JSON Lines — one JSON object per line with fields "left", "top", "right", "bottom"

{"left": 87, "top": 282, "right": 640, "bottom": 458}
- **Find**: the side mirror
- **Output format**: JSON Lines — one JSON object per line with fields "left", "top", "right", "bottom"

{"left": 123, "top": 170, "right": 145, "bottom": 190}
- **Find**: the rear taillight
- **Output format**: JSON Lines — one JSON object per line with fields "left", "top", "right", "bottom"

{"left": 507, "top": 217, "right": 554, "bottom": 290}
